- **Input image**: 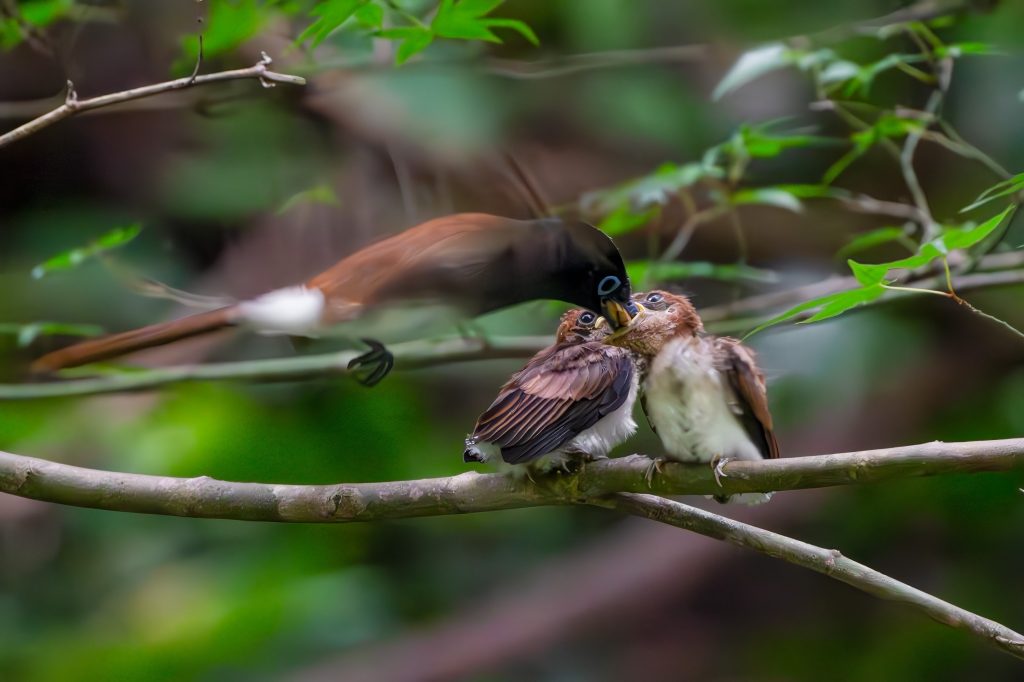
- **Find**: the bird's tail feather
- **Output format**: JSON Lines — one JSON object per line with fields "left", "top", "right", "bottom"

{"left": 31, "top": 306, "right": 239, "bottom": 373}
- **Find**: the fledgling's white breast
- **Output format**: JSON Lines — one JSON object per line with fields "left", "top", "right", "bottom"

{"left": 644, "top": 336, "right": 761, "bottom": 463}
{"left": 238, "top": 286, "right": 326, "bottom": 336}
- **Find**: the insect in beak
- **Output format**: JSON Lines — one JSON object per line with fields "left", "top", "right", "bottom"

{"left": 601, "top": 299, "right": 637, "bottom": 330}
{"left": 604, "top": 303, "right": 647, "bottom": 340}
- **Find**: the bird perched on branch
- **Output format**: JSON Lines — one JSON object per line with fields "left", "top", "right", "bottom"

{"left": 464, "top": 307, "right": 639, "bottom": 473}
{"left": 605, "top": 290, "right": 779, "bottom": 504}
{"left": 31, "top": 214, "right": 638, "bottom": 385}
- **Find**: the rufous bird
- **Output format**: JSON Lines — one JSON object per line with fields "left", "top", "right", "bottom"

{"left": 31, "top": 214, "right": 638, "bottom": 385}
{"left": 605, "top": 290, "right": 779, "bottom": 504}
{"left": 464, "top": 307, "right": 639, "bottom": 473}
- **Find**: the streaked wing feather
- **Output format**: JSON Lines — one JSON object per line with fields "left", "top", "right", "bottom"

{"left": 716, "top": 337, "right": 780, "bottom": 459}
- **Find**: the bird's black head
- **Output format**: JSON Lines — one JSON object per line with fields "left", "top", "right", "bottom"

{"left": 553, "top": 219, "right": 637, "bottom": 329}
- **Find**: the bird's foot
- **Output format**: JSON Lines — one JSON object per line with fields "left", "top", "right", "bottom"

{"left": 644, "top": 457, "right": 667, "bottom": 487}
{"left": 711, "top": 454, "right": 732, "bottom": 488}
{"left": 347, "top": 338, "right": 394, "bottom": 387}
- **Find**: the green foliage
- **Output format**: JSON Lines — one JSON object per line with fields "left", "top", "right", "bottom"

{"left": 0, "top": 322, "right": 104, "bottom": 348}
{"left": 836, "top": 227, "right": 916, "bottom": 260}
{"left": 0, "top": 0, "right": 72, "bottom": 49}
{"left": 276, "top": 183, "right": 342, "bottom": 214}
{"left": 178, "top": 0, "right": 275, "bottom": 71}
{"left": 712, "top": 43, "right": 833, "bottom": 100}
{"left": 962, "top": 172, "right": 1024, "bottom": 212}
{"left": 294, "top": 0, "right": 537, "bottom": 65}
{"left": 729, "top": 187, "right": 803, "bottom": 213}
{"left": 31, "top": 224, "right": 142, "bottom": 280}
{"left": 296, "top": 0, "right": 369, "bottom": 48}
{"left": 628, "top": 260, "right": 778, "bottom": 288}
{"left": 747, "top": 207, "right": 1015, "bottom": 337}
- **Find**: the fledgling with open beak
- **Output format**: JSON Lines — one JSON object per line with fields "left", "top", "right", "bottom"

{"left": 464, "top": 308, "right": 639, "bottom": 474}
{"left": 31, "top": 214, "right": 638, "bottom": 385}
{"left": 605, "top": 290, "right": 780, "bottom": 504}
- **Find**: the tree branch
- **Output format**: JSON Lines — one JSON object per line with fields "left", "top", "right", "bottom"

{"left": 2, "top": 438, "right": 1022, "bottom": 661}
{"left": 593, "top": 493, "right": 1024, "bottom": 661}
{"left": 0, "top": 52, "right": 306, "bottom": 149}
{"left": 1, "top": 438, "right": 1021, "bottom": 522}
{"left": 4, "top": 253, "right": 1021, "bottom": 400}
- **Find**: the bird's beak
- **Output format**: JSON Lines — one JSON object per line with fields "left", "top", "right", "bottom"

{"left": 602, "top": 298, "right": 637, "bottom": 330}
{"left": 605, "top": 302, "right": 647, "bottom": 341}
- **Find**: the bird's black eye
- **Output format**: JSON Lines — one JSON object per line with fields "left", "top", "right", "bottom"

{"left": 578, "top": 311, "right": 597, "bottom": 326}
{"left": 597, "top": 275, "right": 621, "bottom": 296}
{"left": 646, "top": 292, "right": 664, "bottom": 303}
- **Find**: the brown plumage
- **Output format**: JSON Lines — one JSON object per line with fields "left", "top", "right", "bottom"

{"left": 606, "top": 290, "right": 779, "bottom": 502}
{"left": 32, "top": 213, "right": 635, "bottom": 379}
{"left": 465, "top": 308, "right": 638, "bottom": 468}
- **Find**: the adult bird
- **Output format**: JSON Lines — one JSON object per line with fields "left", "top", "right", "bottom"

{"left": 31, "top": 214, "right": 638, "bottom": 385}
{"left": 605, "top": 290, "right": 779, "bottom": 504}
{"left": 464, "top": 307, "right": 639, "bottom": 473}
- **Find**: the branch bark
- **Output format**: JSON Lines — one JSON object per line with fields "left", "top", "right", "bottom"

{"left": 1, "top": 438, "right": 1022, "bottom": 661}
{"left": 4, "top": 253, "right": 1021, "bottom": 400}
{"left": 1, "top": 438, "right": 1021, "bottom": 522}
{"left": 595, "top": 493, "right": 1024, "bottom": 661}
{"left": 0, "top": 52, "right": 306, "bottom": 149}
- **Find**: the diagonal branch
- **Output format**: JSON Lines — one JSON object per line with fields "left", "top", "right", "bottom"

{"left": 0, "top": 52, "right": 306, "bottom": 149}
{"left": 1, "top": 438, "right": 1021, "bottom": 522}
{"left": 593, "top": 493, "right": 1024, "bottom": 661}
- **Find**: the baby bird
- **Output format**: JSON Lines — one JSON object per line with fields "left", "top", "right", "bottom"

{"left": 464, "top": 308, "right": 639, "bottom": 473}
{"left": 606, "top": 290, "right": 779, "bottom": 504}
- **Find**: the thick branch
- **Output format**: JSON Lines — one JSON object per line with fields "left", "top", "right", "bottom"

{"left": 595, "top": 493, "right": 1024, "bottom": 661}
{"left": 1, "top": 438, "right": 1021, "bottom": 521}
{"left": 0, "top": 52, "right": 306, "bottom": 149}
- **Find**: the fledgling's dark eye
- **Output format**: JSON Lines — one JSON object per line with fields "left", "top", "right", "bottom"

{"left": 578, "top": 311, "right": 597, "bottom": 326}
{"left": 646, "top": 292, "right": 664, "bottom": 304}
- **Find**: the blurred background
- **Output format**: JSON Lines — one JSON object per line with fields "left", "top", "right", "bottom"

{"left": 2, "top": 0, "right": 1024, "bottom": 680}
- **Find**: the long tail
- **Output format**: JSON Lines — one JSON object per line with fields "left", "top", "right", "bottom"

{"left": 31, "top": 306, "right": 239, "bottom": 373}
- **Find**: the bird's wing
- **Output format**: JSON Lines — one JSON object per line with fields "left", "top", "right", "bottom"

{"left": 715, "top": 337, "right": 780, "bottom": 459}
{"left": 472, "top": 342, "right": 634, "bottom": 464}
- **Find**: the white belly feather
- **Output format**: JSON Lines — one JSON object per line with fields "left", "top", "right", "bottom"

{"left": 645, "top": 336, "right": 762, "bottom": 463}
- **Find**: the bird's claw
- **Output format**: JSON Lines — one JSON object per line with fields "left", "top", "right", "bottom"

{"left": 644, "top": 457, "right": 666, "bottom": 487}
{"left": 711, "top": 455, "right": 732, "bottom": 488}
{"left": 347, "top": 338, "right": 394, "bottom": 387}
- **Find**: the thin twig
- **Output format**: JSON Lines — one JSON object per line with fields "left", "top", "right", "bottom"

{"left": 0, "top": 52, "right": 306, "bottom": 149}
{"left": 594, "top": 493, "right": 1024, "bottom": 662}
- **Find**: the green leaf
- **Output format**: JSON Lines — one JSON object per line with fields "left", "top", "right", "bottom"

{"left": 481, "top": 17, "right": 539, "bottom": 46}
{"left": 354, "top": 3, "right": 384, "bottom": 29}
{"left": 394, "top": 28, "right": 434, "bottom": 65}
{"left": 276, "top": 183, "right": 341, "bottom": 214}
{"left": 935, "top": 206, "right": 1014, "bottom": 251}
{"left": 598, "top": 205, "right": 660, "bottom": 236}
{"left": 731, "top": 122, "right": 840, "bottom": 159}
{"left": 297, "top": 0, "right": 365, "bottom": 48}
{"left": 628, "top": 260, "right": 778, "bottom": 287}
{"left": 32, "top": 223, "right": 142, "bottom": 279}
{"left": 583, "top": 162, "right": 716, "bottom": 215}
{"left": 730, "top": 187, "right": 802, "bottom": 213}
{"left": 961, "top": 172, "right": 1024, "bottom": 212}
{"left": 744, "top": 284, "right": 886, "bottom": 338}
{"left": 775, "top": 183, "right": 848, "bottom": 199}
{"left": 836, "top": 227, "right": 913, "bottom": 260}
{"left": 713, "top": 43, "right": 793, "bottom": 100}
{"left": 937, "top": 42, "right": 1002, "bottom": 58}
{"left": 0, "top": 322, "right": 104, "bottom": 348}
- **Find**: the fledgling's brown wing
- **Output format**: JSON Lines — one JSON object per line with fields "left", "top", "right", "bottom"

{"left": 471, "top": 342, "right": 634, "bottom": 464}
{"left": 714, "top": 337, "right": 780, "bottom": 460}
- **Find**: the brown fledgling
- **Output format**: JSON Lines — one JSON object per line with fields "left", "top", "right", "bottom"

{"left": 31, "top": 214, "right": 637, "bottom": 385}
{"left": 605, "top": 290, "right": 779, "bottom": 504}
{"left": 464, "top": 308, "right": 639, "bottom": 473}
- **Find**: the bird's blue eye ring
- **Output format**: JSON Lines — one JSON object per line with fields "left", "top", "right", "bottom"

{"left": 597, "top": 275, "right": 621, "bottom": 296}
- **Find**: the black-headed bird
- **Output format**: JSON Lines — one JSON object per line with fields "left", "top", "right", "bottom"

{"left": 605, "top": 290, "right": 779, "bottom": 504}
{"left": 464, "top": 307, "right": 639, "bottom": 473}
{"left": 32, "top": 214, "right": 638, "bottom": 385}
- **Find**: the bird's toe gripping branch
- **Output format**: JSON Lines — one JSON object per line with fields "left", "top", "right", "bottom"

{"left": 347, "top": 339, "right": 395, "bottom": 387}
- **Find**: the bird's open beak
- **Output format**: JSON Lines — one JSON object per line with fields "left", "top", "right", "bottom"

{"left": 602, "top": 298, "right": 640, "bottom": 330}
{"left": 605, "top": 302, "right": 647, "bottom": 341}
